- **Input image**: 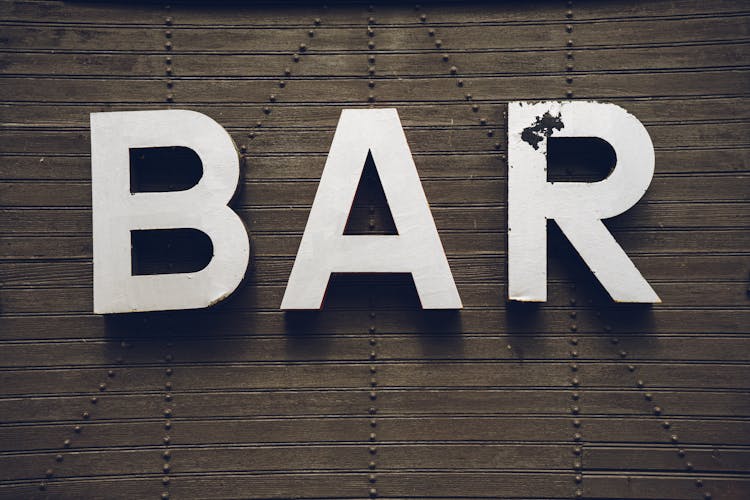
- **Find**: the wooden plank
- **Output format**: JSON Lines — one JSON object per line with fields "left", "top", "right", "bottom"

{"left": 2, "top": 362, "right": 748, "bottom": 397}
{"left": 1, "top": 279, "right": 747, "bottom": 315}
{"left": 0, "top": 474, "right": 367, "bottom": 500}
{"left": 585, "top": 445, "right": 750, "bottom": 472}
{"left": 2, "top": 202, "right": 750, "bottom": 239}
{"left": 3, "top": 98, "right": 750, "bottom": 128}
{"left": 2, "top": 120, "right": 748, "bottom": 155}
{"left": 1, "top": 334, "right": 749, "bottom": 369}
{"left": 0, "top": 307, "right": 747, "bottom": 342}
{"left": 584, "top": 474, "right": 750, "bottom": 500}
{"left": 2, "top": 174, "right": 748, "bottom": 208}
{"left": 1, "top": 70, "right": 747, "bottom": 104}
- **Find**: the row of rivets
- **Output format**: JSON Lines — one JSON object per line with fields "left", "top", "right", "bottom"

{"left": 165, "top": 9, "right": 174, "bottom": 104}
{"left": 568, "top": 279, "right": 583, "bottom": 499}
{"left": 162, "top": 336, "right": 174, "bottom": 499}
{"left": 417, "top": 6, "right": 505, "bottom": 156}
{"left": 366, "top": 14, "right": 379, "bottom": 498}
{"left": 564, "top": 1, "right": 574, "bottom": 98}
{"left": 38, "top": 340, "right": 129, "bottom": 491}
{"left": 603, "top": 322, "right": 708, "bottom": 497}
{"left": 240, "top": 15, "right": 323, "bottom": 155}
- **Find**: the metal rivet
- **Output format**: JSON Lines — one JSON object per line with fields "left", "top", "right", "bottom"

{"left": 442, "top": 53, "right": 449, "bottom": 61}
{"left": 314, "top": 18, "right": 321, "bottom": 25}
{"left": 428, "top": 29, "right": 435, "bottom": 36}
{"left": 107, "top": 370, "right": 115, "bottom": 378}
{"left": 571, "top": 406, "right": 580, "bottom": 415}
{"left": 420, "top": 14, "right": 427, "bottom": 21}
{"left": 570, "top": 350, "right": 578, "bottom": 358}
{"left": 704, "top": 493, "right": 712, "bottom": 500}
{"left": 653, "top": 406, "right": 662, "bottom": 415}
{"left": 55, "top": 454, "right": 63, "bottom": 463}
{"left": 370, "top": 366, "right": 377, "bottom": 374}
{"left": 368, "top": 41, "right": 375, "bottom": 49}
{"left": 644, "top": 392, "right": 653, "bottom": 401}
{"left": 369, "top": 474, "right": 376, "bottom": 483}
{"left": 678, "top": 448, "right": 686, "bottom": 457}
{"left": 575, "top": 474, "right": 582, "bottom": 483}
{"left": 166, "top": 94, "right": 174, "bottom": 102}
{"left": 164, "top": 408, "right": 172, "bottom": 418}
{"left": 163, "top": 436, "right": 171, "bottom": 444}
{"left": 573, "top": 419, "right": 581, "bottom": 427}
{"left": 90, "top": 396, "right": 98, "bottom": 404}
{"left": 456, "top": 79, "right": 464, "bottom": 87}
{"left": 450, "top": 66, "right": 457, "bottom": 74}
{"left": 567, "top": 39, "right": 574, "bottom": 47}
{"left": 284, "top": 67, "right": 291, "bottom": 76}
{"left": 435, "top": 39, "right": 442, "bottom": 48}
{"left": 370, "top": 419, "right": 377, "bottom": 427}
{"left": 164, "top": 421, "right": 172, "bottom": 430}
{"left": 570, "top": 298, "right": 576, "bottom": 305}
{"left": 163, "top": 463, "right": 171, "bottom": 473}
{"left": 370, "top": 391, "right": 377, "bottom": 400}
{"left": 471, "top": 104, "right": 479, "bottom": 112}
{"left": 369, "top": 446, "right": 377, "bottom": 454}
{"left": 493, "top": 142, "right": 501, "bottom": 150}
{"left": 165, "top": 17, "right": 173, "bottom": 25}
{"left": 166, "top": 80, "right": 173, "bottom": 89}
{"left": 370, "top": 433, "right": 377, "bottom": 441}
{"left": 63, "top": 439, "right": 71, "bottom": 448}
{"left": 695, "top": 479, "right": 703, "bottom": 488}
{"left": 671, "top": 434, "right": 679, "bottom": 443}
{"left": 575, "top": 490, "right": 582, "bottom": 498}
{"left": 308, "top": 30, "right": 314, "bottom": 37}
{"left": 263, "top": 107, "right": 271, "bottom": 114}
{"left": 165, "top": 30, "right": 172, "bottom": 38}
{"left": 369, "top": 351, "right": 377, "bottom": 360}
{"left": 566, "top": 90, "right": 573, "bottom": 98}
{"left": 240, "top": 145, "right": 247, "bottom": 153}
{"left": 566, "top": 76, "right": 573, "bottom": 84}
{"left": 293, "top": 54, "right": 300, "bottom": 62}
{"left": 369, "top": 407, "right": 377, "bottom": 415}
{"left": 566, "top": 63, "right": 573, "bottom": 71}
{"left": 573, "top": 460, "right": 582, "bottom": 469}
{"left": 662, "top": 421, "right": 671, "bottom": 429}
{"left": 571, "top": 392, "right": 579, "bottom": 401}
{"left": 368, "top": 66, "right": 376, "bottom": 75}
{"left": 571, "top": 377, "right": 579, "bottom": 387}
{"left": 479, "top": 117, "right": 487, "bottom": 125}
{"left": 46, "top": 469, "right": 54, "bottom": 478}
{"left": 368, "top": 80, "right": 375, "bottom": 88}
{"left": 370, "top": 378, "right": 377, "bottom": 387}
{"left": 165, "top": 67, "right": 172, "bottom": 75}
{"left": 164, "top": 41, "right": 172, "bottom": 50}
{"left": 487, "top": 130, "right": 494, "bottom": 137}
{"left": 636, "top": 380, "right": 644, "bottom": 388}
{"left": 686, "top": 461, "right": 694, "bottom": 470}
{"left": 367, "top": 28, "right": 374, "bottom": 38}
{"left": 574, "top": 433, "right": 582, "bottom": 441}
{"left": 567, "top": 51, "right": 574, "bottom": 59}
{"left": 570, "top": 363, "right": 578, "bottom": 371}
{"left": 74, "top": 425, "right": 81, "bottom": 433}
{"left": 370, "top": 487, "right": 377, "bottom": 497}
{"left": 566, "top": 24, "right": 573, "bottom": 33}
{"left": 369, "top": 461, "right": 376, "bottom": 469}
{"left": 82, "top": 411, "right": 90, "bottom": 419}
{"left": 279, "top": 80, "right": 286, "bottom": 88}
{"left": 368, "top": 55, "right": 376, "bottom": 63}
{"left": 566, "top": 10, "right": 573, "bottom": 18}
{"left": 299, "top": 43, "right": 307, "bottom": 52}
{"left": 570, "top": 338, "right": 578, "bottom": 345}
{"left": 162, "top": 476, "right": 170, "bottom": 485}
{"left": 162, "top": 493, "right": 170, "bottom": 500}
{"left": 628, "top": 365, "right": 636, "bottom": 372}
{"left": 165, "top": 381, "right": 172, "bottom": 390}
{"left": 163, "top": 450, "right": 171, "bottom": 460}
{"left": 165, "top": 394, "right": 172, "bottom": 402}
{"left": 368, "top": 17, "right": 376, "bottom": 25}
{"left": 619, "top": 350, "right": 628, "bottom": 358}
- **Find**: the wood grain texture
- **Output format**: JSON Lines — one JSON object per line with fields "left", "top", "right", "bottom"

{"left": 1, "top": 1, "right": 749, "bottom": 499}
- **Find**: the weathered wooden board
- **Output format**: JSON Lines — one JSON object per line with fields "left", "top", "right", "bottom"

{"left": 1, "top": 1, "right": 749, "bottom": 499}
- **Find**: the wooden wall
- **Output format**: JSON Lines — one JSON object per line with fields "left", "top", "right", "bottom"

{"left": 0, "top": 0, "right": 748, "bottom": 498}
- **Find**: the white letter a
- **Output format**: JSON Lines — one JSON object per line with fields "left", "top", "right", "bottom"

{"left": 281, "top": 109, "right": 461, "bottom": 310}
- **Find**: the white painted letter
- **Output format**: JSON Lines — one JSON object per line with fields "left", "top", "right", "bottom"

{"left": 281, "top": 109, "right": 461, "bottom": 309}
{"left": 91, "top": 110, "right": 249, "bottom": 314}
{"left": 508, "top": 101, "right": 660, "bottom": 303}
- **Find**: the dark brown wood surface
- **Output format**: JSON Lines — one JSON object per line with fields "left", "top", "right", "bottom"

{"left": 1, "top": 0, "right": 748, "bottom": 498}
